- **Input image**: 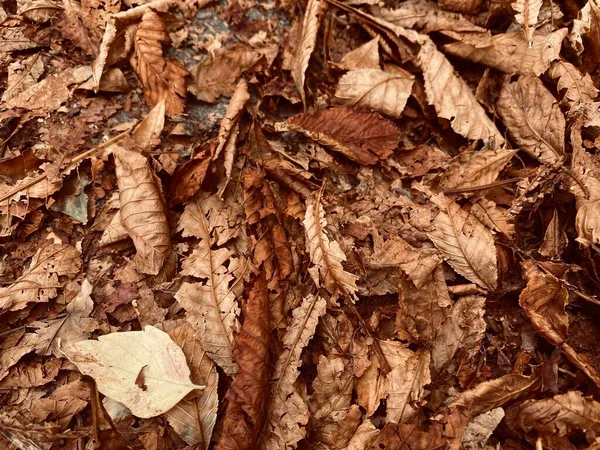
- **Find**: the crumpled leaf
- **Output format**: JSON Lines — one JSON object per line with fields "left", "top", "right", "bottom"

{"left": 496, "top": 75, "right": 564, "bottom": 166}
{"left": 163, "top": 322, "right": 218, "bottom": 449}
{"left": 427, "top": 194, "right": 498, "bottom": 291}
{"left": 461, "top": 408, "right": 505, "bottom": 450}
{"left": 62, "top": 325, "right": 204, "bottom": 419}
{"left": 303, "top": 192, "right": 358, "bottom": 297}
{"left": 284, "top": 107, "right": 401, "bottom": 165}
{"left": 260, "top": 295, "right": 327, "bottom": 450}
{"left": 54, "top": 6, "right": 99, "bottom": 56}
{"left": 175, "top": 196, "right": 240, "bottom": 375}
{"left": 440, "top": 147, "right": 516, "bottom": 191}
{"left": 443, "top": 29, "right": 567, "bottom": 76}
{"left": 334, "top": 67, "right": 414, "bottom": 118}
{"left": 417, "top": 38, "right": 503, "bottom": 144}
{"left": 343, "top": 420, "right": 379, "bottom": 450}
{"left": 113, "top": 146, "right": 172, "bottom": 275}
{"left": 505, "top": 391, "right": 600, "bottom": 436}
{"left": 292, "top": 0, "right": 326, "bottom": 106}
{"left": 570, "top": 1, "right": 600, "bottom": 72}
{"left": 432, "top": 296, "right": 486, "bottom": 371}
{"left": 130, "top": 9, "right": 188, "bottom": 116}
{"left": 548, "top": 60, "right": 598, "bottom": 106}
{"left": 511, "top": 0, "right": 543, "bottom": 46}
{"left": 18, "top": 0, "right": 62, "bottom": 22}
{"left": 0, "top": 242, "right": 81, "bottom": 312}
{"left": 216, "top": 272, "right": 270, "bottom": 450}
{"left": 1, "top": 53, "right": 44, "bottom": 102}
{"left": 380, "top": 341, "right": 431, "bottom": 424}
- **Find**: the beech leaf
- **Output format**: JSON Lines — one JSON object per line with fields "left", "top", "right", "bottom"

{"left": 284, "top": 107, "right": 401, "bottom": 165}
{"left": 62, "top": 325, "right": 204, "bottom": 419}
{"left": 114, "top": 146, "right": 172, "bottom": 275}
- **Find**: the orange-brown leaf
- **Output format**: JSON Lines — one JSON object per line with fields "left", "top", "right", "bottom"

{"left": 130, "top": 9, "right": 188, "bottom": 116}
{"left": 216, "top": 271, "right": 270, "bottom": 450}
{"left": 285, "top": 107, "right": 400, "bottom": 165}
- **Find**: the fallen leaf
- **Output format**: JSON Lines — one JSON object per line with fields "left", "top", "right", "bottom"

{"left": 1, "top": 53, "right": 44, "bottom": 102}
{"left": 113, "top": 146, "right": 172, "bottom": 275}
{"left": 570, "top": 1, "right": 600, "bottom": 72}
{"left": 443, "top": 29, "right": 567, "bottom": 76}
{"left": 285, "top": 107, "right": 401, "bottom": 165}
{"left": 303, "top": 192, "right": 358, "bottom": 297}
{"left": 18, "top": 0, "right": 62, "bottom": 22}
{"left": 338, "top": 37, "right": 380, "bottom": 70}
{"left": 334, "top": 67, "right": 414, "bottom": 118}
{"left": 548, "top": 60, "right": 598, "bottom": 105}
{"left": 260, "top": 295, "right": 327, "bottom": 450}
{"left": 496, "top": 75, "right": 564, "bottom": 165}
{"left": 427, "top": 194, "right": 498, "bottom": 291}
{"left": 461, "top": 408, "right": 505, "bottom": 450}
{"left": 130, "top": 9, "right": 188, "bottom": 116}
{"left": 62, "top": 325, "right": 204, "bottom": 418}
{"left": 511, "top": 0, "right": 543, "bottom": 46}
{"left": 54, "top": 6, "right": 99, "bottom": 56}
{"left": 292, "top": 0, "right": 326, "bottom": 106}
{"left": 132, "top": 99, "right": 166, "bottom": 149}
{"left": 539, "top": 210, "right": 568, "bottom": 260}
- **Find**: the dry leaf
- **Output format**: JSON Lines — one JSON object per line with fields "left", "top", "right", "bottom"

{"left": 0, "top": 242, "right": 81, "bottom": 312}
{"left": 438, "top": 0, "right": 484, "bottom": 14}
{"left": 548, "top": 60, "right": 598, "bottom": 105}
{"left": 343, "top": 420, "right": 379, "bottom": 450}
{"left": 511, "top": 0, "right": 543, "bottom": 46}
{"left": 496, "top": 75, "right": 564, "bottom": 166}
{"left": 462, "top": 408, "right": 505, "bottom": 450}
{"left": 303, "top": 192, "right": 358, "bottom": 297}
{"left": 62, "top": 325, "right": 204, "bottom": 418}
{"left": 338, "top": 37, "right": 380, "bottom": 70}
{"left": 292, "top": 0, "right": 326, "bottom": 106}
{"left": 175, "top": 197, "right": 240, "bottom": 375}
{"left": 505, "top": 391, "right": 600, "bottom": 436}
{"left": 427, "top": 194, "right": 498, "bottom": 291}
{"left": 432, "top": 296, "right": 486, "bottom": 371}
{"left": 130, "top": 9, "right": 188, "bottom": 116}
{"left": 440, "top": 147, "right": 516, "bottom": 191}
{"left": 469, "top": 199, "right": 515, "bottom": 237}
{"left": 570, "top": 1, "right": 600, "bottom": 72}
{"left": 417, "top": 38, "right": 503, "bottom": 144}
{"left": 114, "top": 146, "right": 172, "bottom": 275}
{"left": 163, "top": 322, "right": 218, "bottom": 449}
{"left": 54, "top": 7, "right": 99, "bottom": 56}
{"left": 18, "top": 0, "right": 62, "bottom": 22}
{"left": 260, "top": 295, "right": 327, "bottom": 450}
{"left": 539, "top": 210, "right": 568, "bottom": 260}
{"left": 380, "top": 341, "right": 431, "bottom": 423}
{"left": 285, "top": 107, "right": 401, "bottom": 165}
{"left": 1, "top": 53, "right": 44, "bottom": 102}
{"left": 132, "top": 99, "right": 166, "bottom": 149}
{"left": 443, "top": 29, "right": 567, "bottom": 76}
{"left": 334, "top": 68, "right": 414, "bottom": 118}
{"left": 216, "top": 272, "right": 270, "bottom": 450}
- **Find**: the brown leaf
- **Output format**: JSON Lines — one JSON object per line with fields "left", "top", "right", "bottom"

{"left": 440, "top": 147, "right": 516, "bottom": 191}
{"left": 505, "top": 391, "right": 600, "bottom": 436}
{"left": 0, "top": 358, "right": 62, "bottom": 390}
{"left": 130, "top": 9, "right": 188, "bottom": 116}
{"left": 0, "top": 242, "right": 81, "bottom": 312}
{"left": 432, "top": 296, "right": 486, "bottom": 371}
{"left": 497, "top": 75, "right": 565, "bottom": 166}
{"left": 175, "top": 196, "right": 241, "bottom": 375}
{"left": 216, "top": 272, "right": 270, "bottom": 450}
{"left": 54, "top": 7, "right": 99, "bottom": 56}
{"left": 1, "top": 53, "right": 44, "bottom": 102}
{"left": 548, "top": 60, "right": 598, "bottom": 106}
{"left": 443, "top": 29, "right": 567, "bottom": 76}
{"left": 163, "top": 322, "right": 218, "bottom": 449}
{"left": 427, "top": 194, "right": 498, "bottom": 290}
{"left": 285, "top": 107, "right": 400, "bottom": 165}
{"left": 168, "top": 149, "right": 212, "bottom": 207}
{"left": 113, "top": 146, "right": 172, "bottom": 275}
{"left": 338, "top": 37, "right": 380, "bottom": 70}
{"left": 260, "top": 295, "right": 327, "bottom": 450}
{"left": 132, "top": 99, "right": 166, "bottom": 149}
{"left": 570, "top": 1, "right": 600, "bottom": 73}
{"left": 334, "top": 67, "right": 414, "bottom": 118}
{"left": 437, "top": 0, "right": 484, "bottom": 14}
{"left": 303, "top": 192, "right": 358, "bottom": 297}
{"left": 469, "top": 199, "right": 515, "bottom": 237}
{"left": 417, "top": 38, "right": 503, "bottom": 144}
{"left": 291, "top": 0, "right": 326, "bottom": 106}
{"left": 539, "top": 210, "right": 568, "bottom": 260}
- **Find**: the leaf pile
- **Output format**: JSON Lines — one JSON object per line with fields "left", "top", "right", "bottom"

{"left": 3, "top": 0, "right": 600, "bottom": 449}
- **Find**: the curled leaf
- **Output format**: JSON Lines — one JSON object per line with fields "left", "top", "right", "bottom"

{"left": 130, "top": 9, "right": 188, "bottom": 116}
{"left": 511, "top": 0, "right": 543, "bottom": 46}
{"left": 114, "top": 146, "right": 172, "bottom": 275}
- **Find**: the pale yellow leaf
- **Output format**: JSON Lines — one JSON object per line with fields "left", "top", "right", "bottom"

{"left": 334, "top": 68, "right": 413, "bottom": 118}
{"left": 496, "top": 75, "right": 565, "bottom": 166}
{"left": 427, "top": 194, "right": 498, "bottom": 290}
{"left": 511, "top": 0, "right": 543, "bottom": 45}
{"left": 62, "top": 325, "right": 204, "bottom": 418}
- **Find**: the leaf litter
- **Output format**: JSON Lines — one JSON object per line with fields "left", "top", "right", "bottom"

{"left": 3, "top": 0, "right": 600, "bottom": 449}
